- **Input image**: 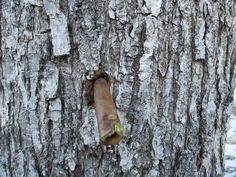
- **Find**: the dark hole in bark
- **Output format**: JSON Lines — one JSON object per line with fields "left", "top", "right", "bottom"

{"left": 84, "top": 70, "right": 111, "bottom": 106}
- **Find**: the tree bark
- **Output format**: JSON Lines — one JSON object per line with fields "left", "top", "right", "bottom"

{"left": 0, "top": 0, "right": 235, "bottom": 177}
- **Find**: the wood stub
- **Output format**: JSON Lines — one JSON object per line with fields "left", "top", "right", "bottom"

{"left": 85, "top": 71, "right": 123, "bottom": 145}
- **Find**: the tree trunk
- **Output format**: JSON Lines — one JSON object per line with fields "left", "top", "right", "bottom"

{"left": 0, "top": 0, "right": 235, "bottom": 177}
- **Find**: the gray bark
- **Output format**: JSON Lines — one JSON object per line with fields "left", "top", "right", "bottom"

{"left": 0, "top": 0, "right": 235, "bottom": 177}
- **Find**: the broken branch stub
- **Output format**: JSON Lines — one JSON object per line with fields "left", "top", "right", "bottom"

{"left": 94, "top": 78, "right": 123, "bottom": 145}
{"left": 86, "top": 72, "right": 123, "bottom": 145}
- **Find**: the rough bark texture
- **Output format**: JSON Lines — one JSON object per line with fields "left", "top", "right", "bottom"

{"left": 0, "top": 0, "right": 235, "bottom": 177}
